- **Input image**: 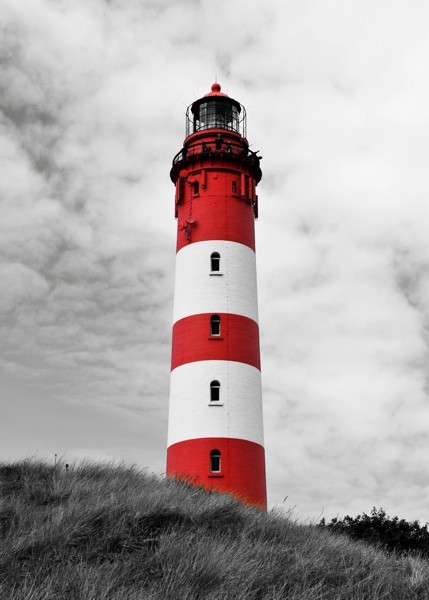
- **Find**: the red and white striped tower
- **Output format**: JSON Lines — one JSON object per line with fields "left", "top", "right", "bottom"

{"left": 167, "top": 83, "right": 266, "bottom": 509}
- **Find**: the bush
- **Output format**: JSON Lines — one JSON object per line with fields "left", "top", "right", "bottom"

{"left": 319, "top": 507, "right": 429, "bottom": 557}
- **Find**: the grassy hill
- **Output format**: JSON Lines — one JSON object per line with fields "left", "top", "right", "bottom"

{"left": 1, "top": 460, "right": 428, "bottom": 599}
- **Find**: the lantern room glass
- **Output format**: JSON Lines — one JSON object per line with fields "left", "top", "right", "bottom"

{"left": 194, "top": 100, "right": 239, "bottom": 133}
{"left": 186, "top": 98, "right": 246, "bottom": 137}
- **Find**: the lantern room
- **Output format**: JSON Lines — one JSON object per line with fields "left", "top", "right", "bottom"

{"left": 185, "top": 83, "right": 247, "bottom": 138}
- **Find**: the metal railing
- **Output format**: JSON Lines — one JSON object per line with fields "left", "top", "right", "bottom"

{"left": 172, "top": 138, "right": 260, "bottom": 167}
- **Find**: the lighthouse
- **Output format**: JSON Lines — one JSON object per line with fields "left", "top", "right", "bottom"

{"left": 167, "top": 83, "right": 266, "bottom": 509}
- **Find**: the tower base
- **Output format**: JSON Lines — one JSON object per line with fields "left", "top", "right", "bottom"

{"left": 167, "top": 437, "right": 267, "bottom": 509}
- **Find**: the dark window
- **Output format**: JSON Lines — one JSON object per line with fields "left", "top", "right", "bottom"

{"left": 210, "top": 315, "right": 220, "bottom": 336}
{"left": 210, "top": 449, "right": 221, "bottom": 472}
{"left": 210, "top": 380, "right": 220, "bottom": 402}
{"left": 211, "top": 252, "right": 220, "bottom": 272}
{"left": 232, "top": 181, "right": 237, "bottom": 194}
{"left": 193, "top": 181, "right": 199, "bottom": 195}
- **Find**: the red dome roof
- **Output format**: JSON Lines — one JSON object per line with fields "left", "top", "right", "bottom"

{"left": 204, "top": 82, "right": 228, "bottom": 97}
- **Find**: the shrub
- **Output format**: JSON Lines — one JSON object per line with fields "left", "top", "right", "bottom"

{"left": 319, "top": 507, "right": 429, "bottom": 557}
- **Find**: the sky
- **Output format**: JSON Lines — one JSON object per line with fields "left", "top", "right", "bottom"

{"left": 1, "top": 0, "right": 429, "bottom": 523}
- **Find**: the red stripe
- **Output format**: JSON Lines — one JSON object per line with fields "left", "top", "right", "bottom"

{"left": 167, "top": 437, "right": 267, "bottom": 509}
{"left": 171, "top": 313, "right": 260, "bottom": 371}
{"left": 176, "top": 174, "right": 256, "bottom": 252}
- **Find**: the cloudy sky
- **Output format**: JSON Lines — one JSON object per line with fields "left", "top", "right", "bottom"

{"left": 1, "top": 0, "right": 429, "bottom": 523}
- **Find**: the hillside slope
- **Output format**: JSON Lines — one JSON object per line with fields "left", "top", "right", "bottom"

{"left": 1, "top": 460, "right": 428, "bottom": 599}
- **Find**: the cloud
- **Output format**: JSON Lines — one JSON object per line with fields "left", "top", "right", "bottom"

{"left": 0, "top": 1, "right": 175, "bottom": 432}
{"left": 0, "top": 263, "right": 49, "bottom": 313}
{"left": 0, "top": 0, "right": 429, "bottom": 523}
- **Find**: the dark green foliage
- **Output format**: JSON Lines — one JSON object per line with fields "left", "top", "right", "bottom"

{"left": 1, "top": 460, "right": 429, "bottom": 599}
{"left": 319, "top": 507, "right": 429, "bottom": 557}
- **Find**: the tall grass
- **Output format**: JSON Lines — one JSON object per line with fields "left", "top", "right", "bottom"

{"left": 1, "top": 459, "right": 428, "bottom": 599}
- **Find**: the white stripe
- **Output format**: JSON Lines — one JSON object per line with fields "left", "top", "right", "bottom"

{"left": 167, "top": 360, "right": 264, "bottom": 447}
{"left": 173, "top": 241, "right": 259, "bottom": 324}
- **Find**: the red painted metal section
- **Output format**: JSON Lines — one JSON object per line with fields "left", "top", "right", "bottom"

{"left": 171, "top": 313, "right": 260, "bottom": 371}
{"left": 176, "top": 171, "right": 256, "bottom": 252}
{"left": 167, "top": 437, "right": 267, "bottom": 509}
{"left": 172, "top": 127, "right": 260, "bottom": 252}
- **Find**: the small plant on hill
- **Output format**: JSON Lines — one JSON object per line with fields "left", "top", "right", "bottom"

{"left": 319, "top": 507, "right": 429, "bottom": 557}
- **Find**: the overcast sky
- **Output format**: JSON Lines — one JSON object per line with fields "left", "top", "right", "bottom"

{"left": 1, "top": 0, "right": 429, "bottom": 523}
